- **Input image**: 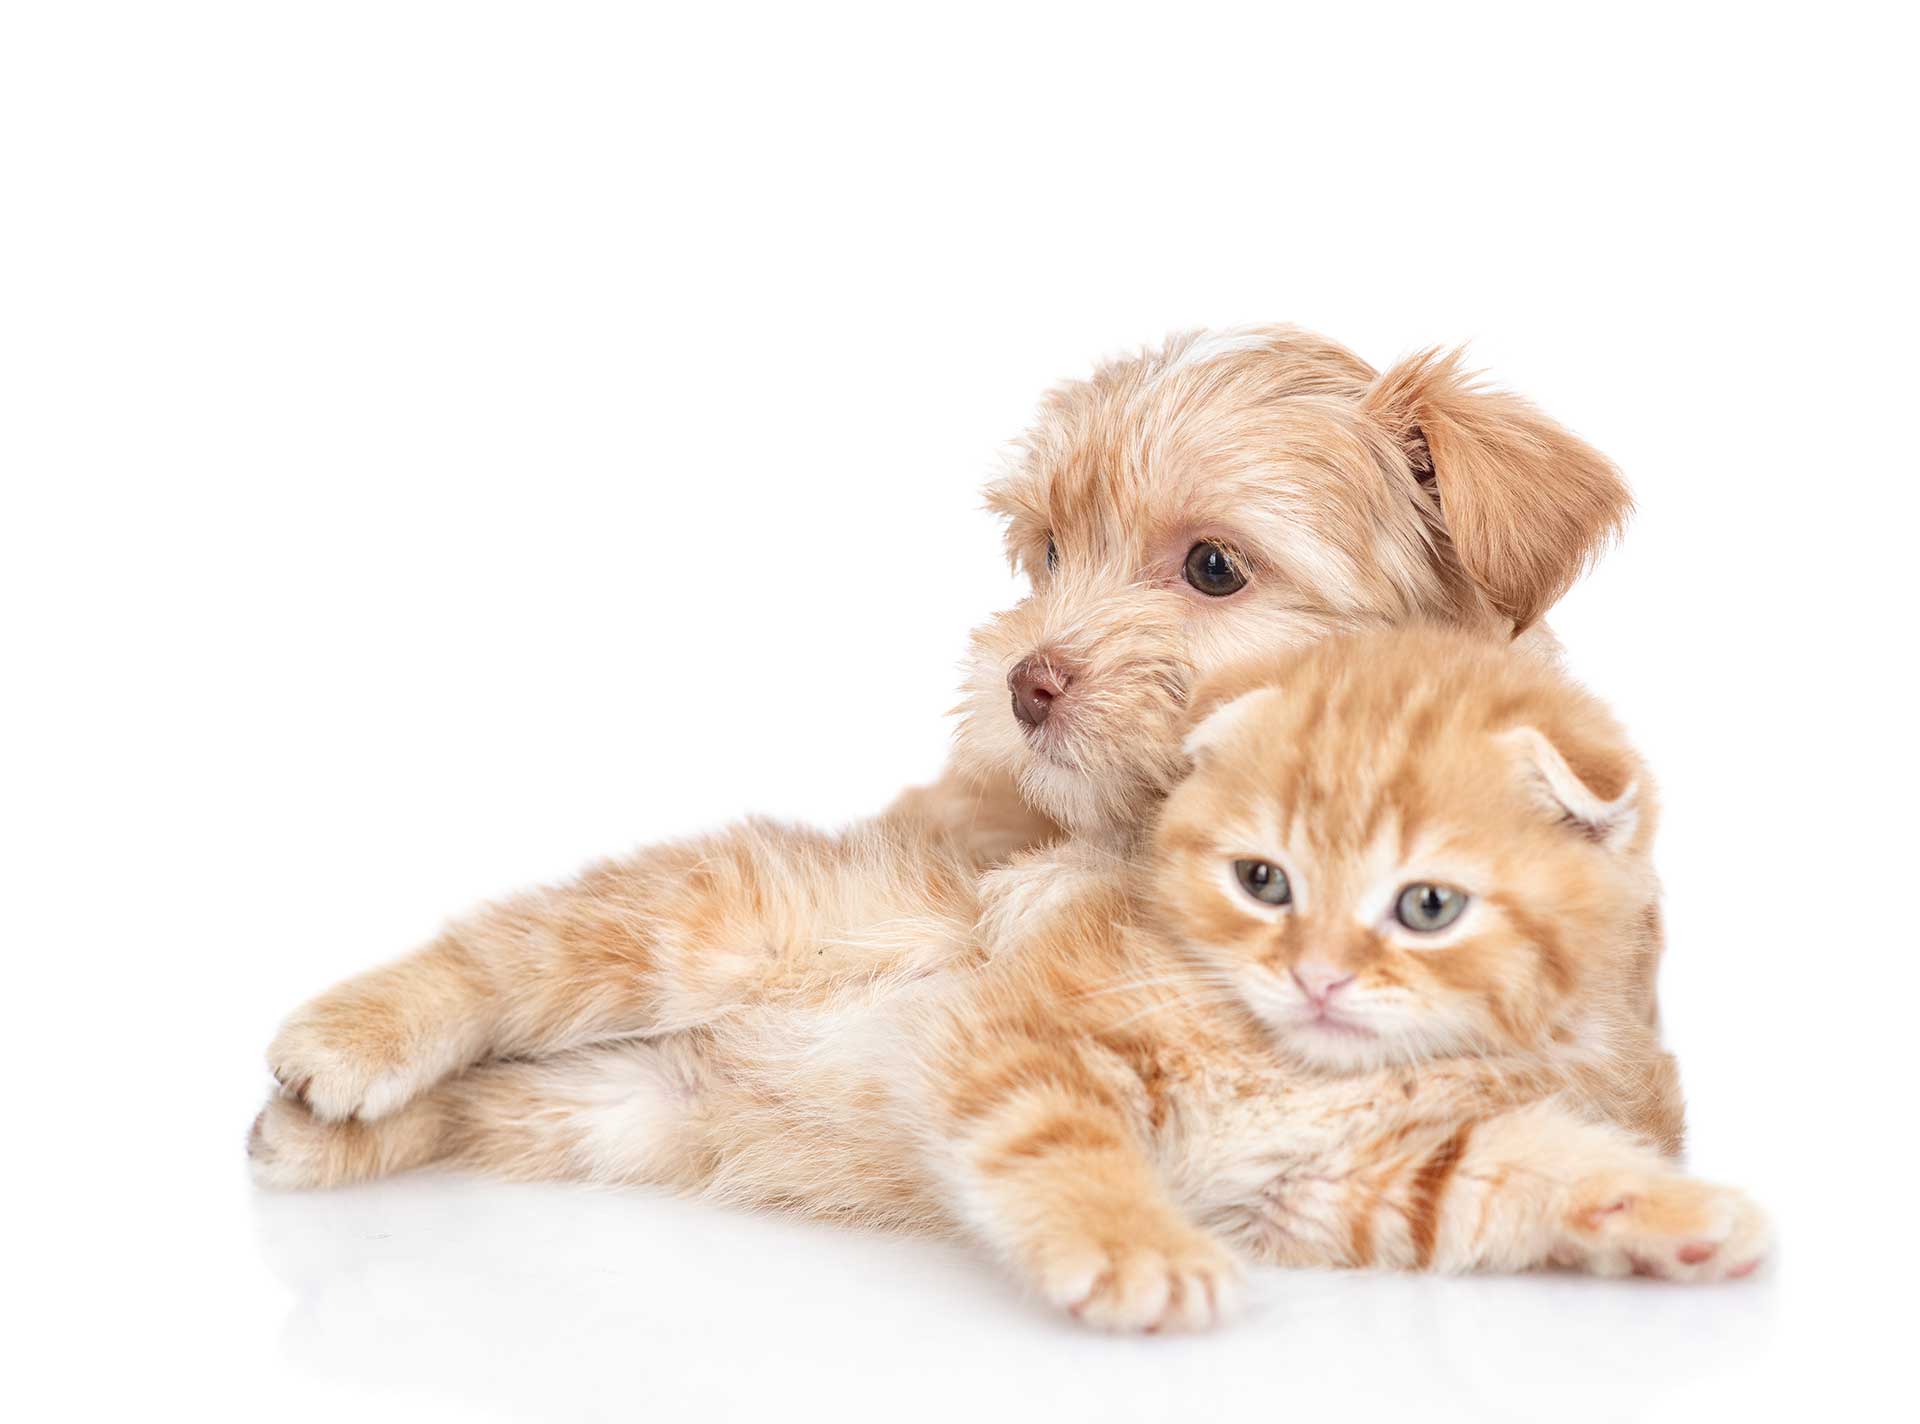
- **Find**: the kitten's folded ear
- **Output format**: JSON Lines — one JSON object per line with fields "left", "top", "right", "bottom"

{"left": 1364, "top": 349, "right": 1632, "bottom": 634}
{"left": 1502, "top": 725, "right": 1642, "bottom": 850}
{"left": 1182, "top": 662, "right": 1290, "bottom": 760}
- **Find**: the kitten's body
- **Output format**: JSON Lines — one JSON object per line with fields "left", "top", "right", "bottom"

{"left": 255, "top": 631, "right": 1748, "bottom": 1330}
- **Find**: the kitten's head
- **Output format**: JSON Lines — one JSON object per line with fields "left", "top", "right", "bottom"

{"left": 1151, "top": 626, "right": 1658, "bottom": 1073}
{"left": 952, "top": 325, "right": 1631, "bottom": 838}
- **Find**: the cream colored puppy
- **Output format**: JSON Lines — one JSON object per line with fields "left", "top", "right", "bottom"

{"left": 255, "top": 325, "right": 1650, "bottom": 1139}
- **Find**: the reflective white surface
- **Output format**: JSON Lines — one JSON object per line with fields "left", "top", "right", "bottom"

{"left": 253, "top": 1178, "right": 1794, "bottom": 1424}
{"left": 157, "top": 1161, "right": 1876, "bottom": 1423}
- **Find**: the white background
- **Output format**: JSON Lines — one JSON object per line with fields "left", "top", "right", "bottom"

{"left": 4, "top": 4, "right": 1915, "bottom": 1421}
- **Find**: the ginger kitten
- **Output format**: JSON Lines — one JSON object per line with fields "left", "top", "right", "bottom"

{"left": 254, "top": 628, "right": 1759, "bottom": 1331}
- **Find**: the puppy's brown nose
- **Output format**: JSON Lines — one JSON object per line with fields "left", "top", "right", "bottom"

{"left": 1009, "top": 655, "right": 1071, "bottom": 729}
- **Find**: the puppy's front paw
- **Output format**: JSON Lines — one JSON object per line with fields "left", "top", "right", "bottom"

{"left": 267, "top": 993, "right": 439, "bottom": 1123}
{"left": 1565, "top": 1172, "right": 1772, "bottom": 1282}
{"left": 1031, "top": 1222, "right": 1244, "bottom": 1333}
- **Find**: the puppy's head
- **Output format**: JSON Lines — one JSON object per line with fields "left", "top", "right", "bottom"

{"left": 953, "top": 326, "right": 1630, "bottom": 837}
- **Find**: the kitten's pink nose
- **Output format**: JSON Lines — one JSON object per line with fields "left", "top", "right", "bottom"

{"left": 1292, "top": 963, "right": 1355, "bottom": 1006}
{"left": 1008, "top": 654, "right": 1073, "bottom": 730}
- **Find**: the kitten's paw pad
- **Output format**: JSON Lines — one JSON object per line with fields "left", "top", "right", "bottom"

{"left": 1569, "top": 1174, "right": 1771, "bottom": 1282}
{"left": 1037, "top": 1229, "right": 1243, "bottom": 1333}
{"left": 267, "top": 1001, "right": 434, "bottom": 1123}
{"left": 248, "top": 1093, "right": 346, "bottom": 1190}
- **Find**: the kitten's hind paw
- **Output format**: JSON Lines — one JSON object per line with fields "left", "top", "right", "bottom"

{"left": 267, "top": 994, "right": 453, "bottom": 1124}
{"left": 248, "top": 1086, "right": 445, "bottom": 1190}
{"left": 247, "top": 1093, "right": 346, "bottom": 1190}
{"left": 1566, "top": 1173, "right": 1772, "bottom": 1283}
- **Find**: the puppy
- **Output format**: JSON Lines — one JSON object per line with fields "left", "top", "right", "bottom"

{"left": 257, "top": 325, "right": 1655, "bottom": 1142}
{"left": 925, "top": 325, "right": 1631, "bottom": 845}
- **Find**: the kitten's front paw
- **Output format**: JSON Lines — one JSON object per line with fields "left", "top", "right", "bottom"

{"left": 1031, "top": 1223, "right": 1244, "bottom": 1333}
{"left": 267, "top": 994, "right": 439, "bottom": 1123}
{"left": 1564, "top": 1172, "right": 1772, "bottom": 1282}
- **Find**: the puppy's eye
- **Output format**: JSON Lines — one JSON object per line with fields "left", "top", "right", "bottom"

{"left": 1395, "top": 883, "right": 1468, "bottom": 933}
{"left": 1234, "top": 859, "right": 1291, "bottom": 906}
{"left": 1045, "top": 536, "right": 1058, "bottom": 572}
{"left": 1183, "top": 542, "right": 1247, "bottom": 596}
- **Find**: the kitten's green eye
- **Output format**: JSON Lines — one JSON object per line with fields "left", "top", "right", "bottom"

{"left": 1184, "top": 542, "right": 1247, "bottom": 596}
{"left": 1396, "top": 883, "right": 1468, "bottom": 933}
{"left": 1045, "top": 536, "right": 1058, "bottom": 572}
{"left": 1235, "top": 859, "right": 1291, "bottom": 906}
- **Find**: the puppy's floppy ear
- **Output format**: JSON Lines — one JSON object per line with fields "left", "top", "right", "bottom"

{"left": 1501, "top": 725, "right": 1641, "bottom": 850}
{"left": 1364, "top": 349, "right": 1632, "bottom": 634}
{"left": 983, "top": 466, "right": 1051, "bottom": 575}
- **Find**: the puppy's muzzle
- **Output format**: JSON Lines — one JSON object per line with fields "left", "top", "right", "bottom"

{"left": 1008, "top": 654, "right": 1073, "bottom": 729}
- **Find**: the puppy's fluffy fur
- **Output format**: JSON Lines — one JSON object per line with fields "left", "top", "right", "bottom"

{"left": 254, "top": 630, "right": 1758, "bottom": 1333}
{"left": 254, "top": 325, "right": 1674, "bottom": 1233}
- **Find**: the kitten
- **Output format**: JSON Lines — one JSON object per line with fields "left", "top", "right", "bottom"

{"left": 261, "top": 325, "right": 1666, "bottom": 1146}
{"left": 253, "top": 628, "right": 1757, "bottom": 1331}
